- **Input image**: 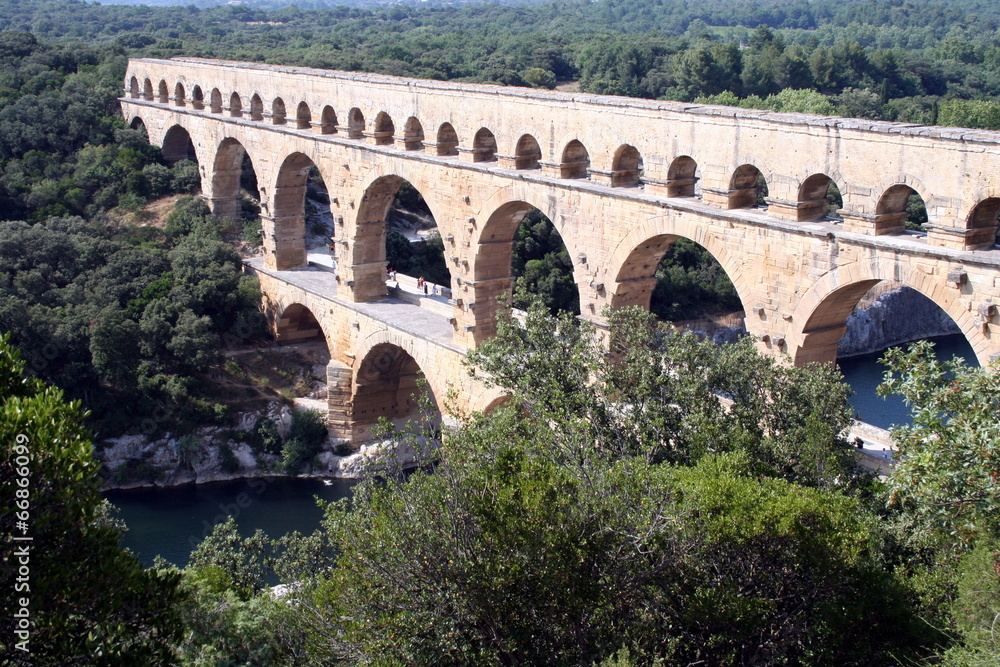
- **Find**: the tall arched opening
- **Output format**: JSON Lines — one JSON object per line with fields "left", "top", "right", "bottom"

{"left": 351, "top": 343, "right": 440, "bottom": 443}
{"left": 211, "top": 137, "right": 260, "bottom": 224}
{"left": 162, "top": 125, "right": 198, "bottom": 166}
{"left": 560, "top": 140, "right": 590, "bottom": 179}
{"left": 473, "top": 128, "right": 497, "bottom": 162}
{"left": 667, "top": 156, "right": 699, "bottom": 197}
{"left": 436, "top": 123, "right": 459, "bottom": 156}
{"left": 296, "top": 102, "right": 311, "bottom": 130}
{"left": 373, "top": 112, "right": 395, "bottom": 145}
{"left": 797, "top": 173, "right": 842, "bottom": 222}
{"left": 876, "top": 184, "right": 926, "bottom": 234}
{"left": 353, "top": 176, "right": 450, "bottom": 302}
{"left": 611, "top": 145, "right": 642, "bottom": 187}
{"left": 402, "top": 117, "right": 424, "bottom": 151}
{"left": 514, "top": 134, "right": 541, "bottom": 170}
{"left": 250, "top": 94, "right": 264, "bottom": 121}
{"left": 465, "top": 201, "right": 580, "bottom": 344}
{"left": 796, "top": 280, "right": 978, "bottom": 429}
{"left": 270, "top": 152, "right": 334, "bottom": 271}
{"left": 966, "top": 198, "right": 1000, "bottom": 249}
{"left": 728, "top": 164, "right": 768, "bottom": 209}
{"left": 611, "top": 235, "right": 744, "bottom": 334}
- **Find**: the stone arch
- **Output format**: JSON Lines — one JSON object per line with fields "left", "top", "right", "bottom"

{"left": 479, "top": 394, "right": 511, "bottom": 414}
{"left": 473, "top": 127, "right": 498, "bottom": 162}
{"left": 210, "top": 88, "right": 222, "bottom": 114}
{"left": 605, "top": 220, "right": 749, "bottom": 322}
{"left": 249, "top": 94, "right": 263, "bottom": 121}
{"left": 560, "top": 140, "right": 590, "bottom": 179}
{"left": 275, "top": 303, "right": 330, "bottom": 350}
{"left": 161, "top": 125, "right": 198, "bottom": 167}
{"left": 728, "top": 164, "right": 768, "bottom": 209}
{"left": 272, "top": 97, "right": 287, "bottom": 125}
{"left": 229, "top": 92, "right": 243, "bottom": 118}
{"left": 611, "top": 144, "right": 642, "bottom": 187}
{"left": 402, "top": 116, "right": 424, "bottom": 151}
{"left": 348, "top": 331, "right": 449, "bottom": 442}
{"left": 319, "top": 105, "right": 337, "bottom": 135}
{"left": 436, "top": 122, "right": 459, "bottom": 156}
{"left": 129, "top": 116, "right": 147, "bottom": 137}
{"left": 876, "top": 183, "right": 923, "bottom": 235}
{"left": 210, "top": 136, "right": 259, "bottom": 221}
{"left": 348, "top": 107, "right": 365, "bottom": 139}
{"left": 514, "top": 134, "right": 541, "bottom": 170}
{"left": 191, "top": 85, "right": 204, "bottom": 110}
{"left": 269, "top": 151, "right": 332, "bottom": 270}
{"left": 798, "top": 173, "right": 840, "bottom": 222}
{"left": 667, "top": 155, "right": 699, "bottom": 197}
{"left": 173, "top": 82, "right": 185, "bottom": 107}
{"left": 128, "top": 76, "right": 140, "bottom": 99}
{"left": 789, "top": 263, "right": 985, "bottom": 366}
{"left": 372, "top": 112, "right": 395, "bottom": 145}
{"left": 464, "top": 193, "right": 581, "bottom": 341}
{"left": 143, "top": 78, "right": 153, "bottom": 101}
{"left": 296, "top": 101, "right": 311, "bottom": 130}
{"left": 157, "top": 79, "right": 169, "bottom": 103}
{"left": 349, "top": 167, "right": 450, "bottom": 302}
{"left": 966, "top": 197, "right": 1000, "bottom": 250}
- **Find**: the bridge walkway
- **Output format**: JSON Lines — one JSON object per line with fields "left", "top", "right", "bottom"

{"left": 244, "top": 256, "right": 461, "bottom": 352}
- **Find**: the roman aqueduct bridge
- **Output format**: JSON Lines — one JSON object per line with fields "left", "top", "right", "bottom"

{"left": 122, "top": 57, "right": 1000, "bottom": 438}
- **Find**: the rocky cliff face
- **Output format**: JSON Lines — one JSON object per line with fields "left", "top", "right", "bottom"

{"left": 837, "top": 286, "right": 960, "bottom": 358}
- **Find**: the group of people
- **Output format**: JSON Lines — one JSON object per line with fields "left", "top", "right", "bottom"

{"left": 386, "top": 268, "right": 438, "bottom": 296}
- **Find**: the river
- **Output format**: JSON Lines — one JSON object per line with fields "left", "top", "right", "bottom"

{"left": 837, "top": 333, "right": 978, "bottom": 430}
{"left": 109, "top": 333, "right": 978, "bottom": 567}
{"left": 105, "top": 476, "right": 355, "bottom": 568}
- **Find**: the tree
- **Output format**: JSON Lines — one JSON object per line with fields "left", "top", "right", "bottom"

{"left": 878, "top": 341, "right": 1000, "bottom": 545}
{"left": 271, "top": 304, "right": 924, "bottom": 664}
{"left": 0, "top": 334, "right": 183, "bottom": 664}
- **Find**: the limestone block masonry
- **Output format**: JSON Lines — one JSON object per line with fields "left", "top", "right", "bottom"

{"left": 123, "top": 57, "right": 1000, "bottom": 438}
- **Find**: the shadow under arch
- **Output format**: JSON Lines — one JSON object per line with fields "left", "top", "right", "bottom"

{"left": 274, "top": 302, "right": 331, "bottom": 352}
{"left": 349, "top": 337, "right": 443, "bottom": 443}
{"left": 162, "top": 124, "right": 198, "bottom": 166}
{"left": 789, "top": 267, "right": 985, "bottom": 367}
{"left": 211, "top": 136, "right": 260, "bottom": 221}
{"left": 728, "top": 164, "right": 768, "bottom": 209}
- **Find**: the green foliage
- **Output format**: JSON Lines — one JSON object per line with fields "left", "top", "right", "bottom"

{"left": 282, "top": 408, "right": 328, "bottom": 472}
{"left": 308, "top": 420, "right": 919, "bottom": 664}
{"left": 878, "top": 341, "right": 1000, "bottom": 545}
{"left": 0, "top": 198, "right": 265, "bottom": 435}
{"left": 0, "top": 334, "right": 183, "bottom": 663}
{"left": 650, "top": 238, "right": 742, "bottom": 321}
{"left": 510, "top": 209, "right": 580, "bottom": 315}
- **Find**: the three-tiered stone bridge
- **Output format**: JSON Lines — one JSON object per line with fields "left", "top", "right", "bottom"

{"left": 122, "top": 57, "right": 1000, "bottom": 443}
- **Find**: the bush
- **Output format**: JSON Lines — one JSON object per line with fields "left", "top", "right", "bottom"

{"left": 219, "top": 442, "right": 240, "bottom": 474}
{"left": 282, "top": 409, "right": 328, "bottom": 472}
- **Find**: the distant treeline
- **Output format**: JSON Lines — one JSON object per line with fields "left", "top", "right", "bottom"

{"left": 2, "top": 0, "right": 1000, "bottom": 126}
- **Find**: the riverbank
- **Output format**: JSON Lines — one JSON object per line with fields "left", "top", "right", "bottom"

{"left": 97, "top": 399, "right": 431, "bottom": 490}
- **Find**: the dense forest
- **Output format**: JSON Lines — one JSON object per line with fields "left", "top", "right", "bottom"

{"left": 3, "top": 0, "right": 1000, "bottom": 663}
